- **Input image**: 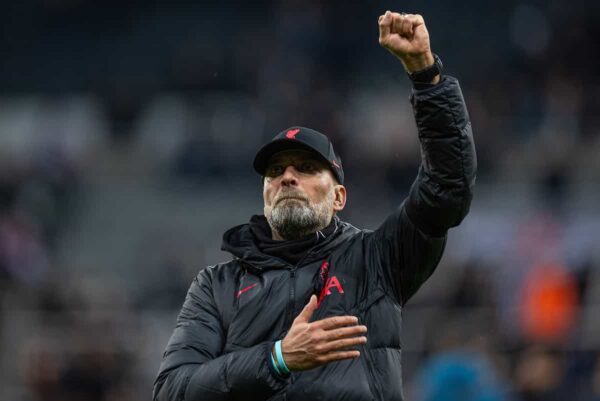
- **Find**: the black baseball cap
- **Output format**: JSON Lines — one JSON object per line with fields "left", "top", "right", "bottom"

{"left": 253, "top": 126, "right": 344, "bottom": 184}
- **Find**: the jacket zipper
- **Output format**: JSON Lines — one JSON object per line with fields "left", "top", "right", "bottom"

{"left": 286, "top": 268, "right": 297, "bottom": 328}
{"left": 281, "top": 250, "right": 316, "bottom": 401}
{"left": 283, "top": 250, "right": 314, "bottom": 333}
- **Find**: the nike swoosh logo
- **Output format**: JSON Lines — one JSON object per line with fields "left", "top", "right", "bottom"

{"left": 236, "top": 283, "right": 258, "bottom": 298}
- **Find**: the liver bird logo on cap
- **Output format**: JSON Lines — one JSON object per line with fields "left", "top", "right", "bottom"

{"left": 286, "top": 129, "right": 300, "bottom": 139}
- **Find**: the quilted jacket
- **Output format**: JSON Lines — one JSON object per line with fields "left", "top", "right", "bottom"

{"left": 154, "top": 75, "right": 477, "bottom": 401}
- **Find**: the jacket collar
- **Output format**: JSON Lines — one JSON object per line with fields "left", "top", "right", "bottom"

{"left": 221, "top": 215, "right": 358, "bottom": 272}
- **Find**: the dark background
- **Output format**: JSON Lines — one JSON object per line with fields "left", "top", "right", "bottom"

{"left": 1, "top": 1, "right": 599, "bottom": 400}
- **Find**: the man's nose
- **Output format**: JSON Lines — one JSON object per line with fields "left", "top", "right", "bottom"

{"left": 281, "top": 166, "right": 299, "bottom": 186}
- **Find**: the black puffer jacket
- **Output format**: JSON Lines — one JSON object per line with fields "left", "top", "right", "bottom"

{"left": 154, "top": 76, "right": 476, "bottom": 401}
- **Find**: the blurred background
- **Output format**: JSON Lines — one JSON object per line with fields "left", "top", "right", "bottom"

{"left": 1, "top": 0, "right": 599, "bottom": 400}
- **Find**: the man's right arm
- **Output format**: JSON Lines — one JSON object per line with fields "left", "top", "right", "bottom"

{"left": 153, "top": 268, "right": 288, "bottom": 401}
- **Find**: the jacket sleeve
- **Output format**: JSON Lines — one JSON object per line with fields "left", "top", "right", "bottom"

{"left": 153, "top": 268, "right": 289, "bottom": 401}
{"left": 372, "top": 75, "right": 476, "bottom": 305}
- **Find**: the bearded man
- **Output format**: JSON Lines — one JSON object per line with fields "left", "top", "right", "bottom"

{"left": 154, "top": 11, "right": 476, "bottom": 401}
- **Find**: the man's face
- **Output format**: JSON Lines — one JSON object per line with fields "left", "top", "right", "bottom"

{"left": 263, "top": 150, "right": 346, "bottom": 240}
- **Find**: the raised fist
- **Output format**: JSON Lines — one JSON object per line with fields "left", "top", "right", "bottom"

{"left": 378, "top": 11, "right": 434, "bottom": 73}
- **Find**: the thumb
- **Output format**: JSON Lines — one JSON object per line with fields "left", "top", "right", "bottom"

{"left": 378, "top": 10, "right": 392, "bottom": 44}
{"left": 295, "top": 294, "right": 318, "bottom": 323}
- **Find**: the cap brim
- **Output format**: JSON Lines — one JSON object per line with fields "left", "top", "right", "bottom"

{"left": 253, "top": 138, "right": 330, "bottom": 176}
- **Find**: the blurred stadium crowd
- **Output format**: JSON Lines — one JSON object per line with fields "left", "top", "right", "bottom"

{"left": 1, "top": 1, "right": 600, "bottom": 400}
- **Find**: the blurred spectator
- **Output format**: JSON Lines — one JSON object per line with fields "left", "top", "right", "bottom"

{"left": 0, "top": 209, "right": 50, "bottom": 288}
{"left": 590, "top": 355, "right": 600, "bottom": 401}
{"left": 514, "top": 346, "right": 570, "bottom": 401}
{"left": 414, "top": 349, "right": 509, "bottom": 401}
{"left": 518, "top": 263, "right": 579, "bottom": 344}
{"left": 22, "top": 339, "right": 62, "bottom": 401}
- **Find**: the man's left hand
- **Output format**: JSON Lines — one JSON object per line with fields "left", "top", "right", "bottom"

{"left": 378, "top": 11, "right": 436, "bottom": 75}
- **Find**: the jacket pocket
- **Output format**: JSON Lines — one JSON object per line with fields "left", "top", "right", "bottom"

{"left": 353, "top": 289, "right": 386, "bottom": 401}
{"left": 361, "top": 348, "right": 384, "bottom": 401}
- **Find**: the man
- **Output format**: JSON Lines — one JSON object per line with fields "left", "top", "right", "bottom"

{"left": 154, "top": 11, "right": 476, "bottom": 401}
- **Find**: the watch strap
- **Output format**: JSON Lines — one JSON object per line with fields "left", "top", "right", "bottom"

{"left": 408, "top": 54, "right": 443, "bottom": 84}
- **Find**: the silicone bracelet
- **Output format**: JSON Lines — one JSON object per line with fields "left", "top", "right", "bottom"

{"left": 270, "top": 351, "right": 282, "bottom": 375}
{"left": 274, "top": 340, "right": 290, "bottom": 374}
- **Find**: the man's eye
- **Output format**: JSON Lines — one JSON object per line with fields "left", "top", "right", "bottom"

{"left": 299, "top": 162, "right": 316, "bottom": 172}
{"left": 267, "top": 165, "right": 283, "bottom": 176}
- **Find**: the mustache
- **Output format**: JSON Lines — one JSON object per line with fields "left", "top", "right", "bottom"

{"left": 274, "top": 191, "right": 309, "bottom": 204}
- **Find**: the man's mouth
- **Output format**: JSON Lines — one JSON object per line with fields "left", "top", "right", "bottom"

{"left": 276, "top": 197, "right": 307, "bottom": 204}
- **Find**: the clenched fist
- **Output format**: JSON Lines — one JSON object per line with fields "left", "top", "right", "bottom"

{"left": 378, "top": 11, "right": 438, "bottom": 80}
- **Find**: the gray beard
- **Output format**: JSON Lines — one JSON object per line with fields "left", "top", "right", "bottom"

{"left": 265, "top": 195, "right": 333, "bottom": 240}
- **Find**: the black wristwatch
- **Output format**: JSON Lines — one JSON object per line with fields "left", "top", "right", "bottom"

{"left": 408, "top": 54, "right": 443, "bottom": 84}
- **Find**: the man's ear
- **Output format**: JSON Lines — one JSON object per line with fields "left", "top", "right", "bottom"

{"left": 333, "top": 185, "right": 346, "bottom": 212}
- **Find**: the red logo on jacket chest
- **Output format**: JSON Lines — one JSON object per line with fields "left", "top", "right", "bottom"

{"left": 317, "top": 261, "right": 344, "bottom": 307}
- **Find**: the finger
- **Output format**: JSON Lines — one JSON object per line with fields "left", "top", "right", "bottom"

{"left": 378, "top": 10, "right": 392, "bottom": 44}
{"left": 320, "top": 336, "right": 367, "bottom": 353}
{"left": 392, "top": 13, "right": 403, "bottom": 34}
{"left": 312, "top": 315, "right": 359, "bottom": 330}
{"left": 295, "top": 295, "right": 317, "bottom": 323}
{"left": 408, "top": 14, "right": 425, "bottom": 28}
{"left": 322, "top": 325, "right": 367, "bottom": 340}
{"left": 394, "top": 13, "right": 412, "bottom": 37}
{"left": 402, "top": 15, "right": 414, "bottom": 36}
{"left": 316, "top": 350, "right": 361, "bottom": 364}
